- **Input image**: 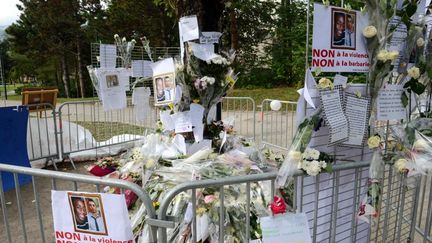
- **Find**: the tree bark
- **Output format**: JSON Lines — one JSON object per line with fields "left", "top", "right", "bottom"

{"left": 61, "top": 53, "right": 70, "bottom": 98}
{"left": 76, "top": 36, "right": 85, "bottom": 98}
{"left": 230, "top": 8, "right": 238, "bottom": 50}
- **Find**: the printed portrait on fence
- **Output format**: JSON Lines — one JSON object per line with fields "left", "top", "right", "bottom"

{"left": 331, "top": 9, "right": 356, "bottom": 50}
{"left": 68, "top": 193, "right": 108, "bottom": 235}
{"left": 105, "top": 74, "right": 119, "bottom": 88}
{"left": 153, "top": 73, "right": 176, "bottom": 106}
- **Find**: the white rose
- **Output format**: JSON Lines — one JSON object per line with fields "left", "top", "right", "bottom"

{"left": 145, "top": 159, "right": 156, "bottom": 169}
{"left": 318, "top": 78, "right": 333, "bottom": 89}
{"left": 305, "top": 160, "right": 322, "bottom": 176}
{"left": 368, "top": 135, "right": 381, "bottom": 149}
{"left": 377, "top": 50, "right": 388, "bottom": 61}
{"left": 288, "top": 151, "right": 302, "bottom": 162}
{"left": 407, "top": 66, "right": 420, "bottom": 79}
{"left": 319, "top": 160, "right": 327, "bottom": 169}
{"left": 413, "top": 139, "right": 429, "bottom": 152}
{"left": 386, "top": 50, "right": 399, "bottom": 61}
{"left": 208, "top": 77, "right": 215, "bottom": 85}
{"left": 394, "top": 158, "right": 407, "bottom": 173}
{"left": 362, "top": 25, "right": 377, "bottom": 38}
{"left": 417, "top": 38, "right": 425, "bottom": 47}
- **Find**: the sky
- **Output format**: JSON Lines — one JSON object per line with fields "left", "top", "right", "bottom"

{"left": 0, "top": 0, "right": 21, "bottom": 26}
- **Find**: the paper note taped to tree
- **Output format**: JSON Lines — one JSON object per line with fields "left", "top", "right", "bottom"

{"left": 52, "top": 191, "right": 134, "bottom": 243}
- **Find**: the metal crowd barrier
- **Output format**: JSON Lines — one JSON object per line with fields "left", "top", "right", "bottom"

{"left": 157, "top": 161, "right": 373, "bottom": 243}
{"left": 25, "top": 104, "right": 60, "bottom": 168}
{"left": 260, "top": 99, "right": 297, "bottom": 151}
{"left": 413, "top": 174, "right": 432, "bottom": 242}
{"left": 0, "top": 163, "right": 157, "bottom": 243}
{"left": 57, "top": 99, "right": 158, "bottom": 161}
{"left": 221, "top": 97, "right": 256, "bottom": 139}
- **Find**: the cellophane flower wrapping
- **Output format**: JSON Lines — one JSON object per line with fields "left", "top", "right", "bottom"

{"left": 405, "top": 118, "right": 432, "bottom": 174}
{"left": 276, "top": 110, "right": 321, "bottom": 187}
{"left": 89, "top": 132, "right": 277, "bottom": 242}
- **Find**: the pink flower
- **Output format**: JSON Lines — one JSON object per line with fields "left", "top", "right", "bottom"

{"left": 204, "top": 195, "right": 216, "bottom": 204}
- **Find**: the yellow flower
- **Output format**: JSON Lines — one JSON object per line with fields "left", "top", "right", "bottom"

{"left": 387, "top": 50, "right": 399, "bottom": 61}
{"left": 152, "top": 201, "right": 160, "bottom": 208}
{"left": 362, "top": 26, "right": 377, "bottom": 38}
{"left": 193, "top": 99, "right": 200, "bottom": 104}
{"left": 355, "top": 91, "right": 362, "bottom": 98}
{"left": 367, "top": 135, "right": 381, "bottom": 149}
{"left": 317, "top": 78, "right": 333, "bottom": 89}
{"left": 377, "top": 50, "right": 388, "bottom": 61}
{"left": 196, "top": 207, "right": 207, "bottom": 216}
{"left": 407, "top": 66, "right": 420, "bottom": 79}
{"left": 168, "top": 103, "right": 174, "bottom": 110}
{"left": 413, "top": 139, "right": 428, "bottom": 152}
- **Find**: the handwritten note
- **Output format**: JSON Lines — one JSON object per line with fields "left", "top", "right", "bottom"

{"left": 171, "top": 111, "right": 193, "bottom": 133}
{"left": 261, "top": 213, "right": 312, "bottom": 243}
{"left": 342, "top": 94, "right": 370, "bottom": 147}
{"left": 131, "top": 60, "right": 153, "bottom": 78}
{"left": 200, "top": 32, "right": 222, "bottom": 44}
{"left": 377, "top": 84, "right": 406, "bottom": 121}
{"left": 334, "top": 74, "right": 348, "bottom": 88}
{"left": 320, "top": 87, "right": 348, "bottom": 144}
{"left": 189, "top": 42, "right": 217, "bottom": 61}
{"left": 179, "top": 15, "right": 199, "bottom": 42}
{"left": 99, "top": 44, "right": 117, "bottom": 69}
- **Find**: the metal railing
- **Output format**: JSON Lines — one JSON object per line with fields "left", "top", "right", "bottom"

{"left": 26, "top": 104, "right": 60, "bottom": 168}
{"left": 157, "top": 161, "right": 372, "bottom": 243}
{"left": 260, "top": 99, "right": 297, "bottom": 151}
{"left": 57, "top": 99, "right": 158, "bottom": 161}
{"left": 413, "top": 174, "right": 432, "bottom": 242}
{"left": 221, "top": 97, "right": 256, "bottom": 139}
{"left": 0, "top": 163, "right": 157, "bottom": 243}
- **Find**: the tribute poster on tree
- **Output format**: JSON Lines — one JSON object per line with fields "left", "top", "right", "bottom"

{"left": 311, "top": 3, "right": 369, "bottom": 72}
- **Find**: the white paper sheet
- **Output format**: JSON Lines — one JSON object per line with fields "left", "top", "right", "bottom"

{"left": 131, "top": 60, "right": 153, "bottom": 78}
{"left": 132, "top": 87, "right": 151, "bottom": 122}
{"left": 160, "top": 110, "right": 175, "bottom": 131}
{"left": 187, "top": 140, "right": 212, "bottom": 155}
{"left": 97, "top": 69, "right": 127, "bottom": 111}
{"left": 189, "top": 42, "right": 217, "bottom": 61}
{"left": 200, "top": 32, "right": 222, "bottom": 44}
{"left": 377, "top": 84, "right": 406, "bottom": 121}
{"left": 99, "top": 44, "right": 117, "bottom": 69}
{"left": 342, "top": 94, "right": 370, "bottom": 147}
{"left": 261, "top": 213, "right": 312, "bottom": 243}
{"left": 334, "top": 74, "right": 348, "bottom": 88}
{"left": 171, "top": 111, "right": 193, "bottom": 133}
{"left": 179, "top": 15, "right": 200, "bottom": 42}
{"left": 173, "top": 134, "right": 186, "bottom": 155}
{"left": 190, "top": 104, "right": 205, "bottom": 142}
{"left": 150, "top": 58, "right": 175, "bottom": 76}
{"left": 320, "top": 87, "right": 349, "bottom": 144}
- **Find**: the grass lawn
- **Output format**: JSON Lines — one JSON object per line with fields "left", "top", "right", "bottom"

{"left": 228, "top": 87, "right": 299, "bottom": 105}
{"left": 4, "top": 87, "right": 299, "bottom": 105}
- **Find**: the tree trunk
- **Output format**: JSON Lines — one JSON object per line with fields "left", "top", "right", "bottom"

{"left": 76, "top": 37, "right": 85, "bottom": 98}
{"left": 230, "top": 9, "right": 239, "bottom": 50}
{"left": 61, "top": 54, "right": 70, "bottom": 98}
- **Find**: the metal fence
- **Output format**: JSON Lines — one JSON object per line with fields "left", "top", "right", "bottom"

{"left": 58, "top": 99, "right": 158, "bottom": 162}
{"left": 221, "top": 97, "right": 256, "bottom": 139}
{"left": 0, "top": 163, "right": 157, "bottom": 243}
{"left": 155, "top": 161, "right": 374, "bottom": 243}
{"left": 413, "top": 174, "right": 432, "bottom": 242}
{"left": 259, "top": 99, "right": 297, "bottom": 151}
{"left": 26, "top": 104, "right": 60, "bottom": 168}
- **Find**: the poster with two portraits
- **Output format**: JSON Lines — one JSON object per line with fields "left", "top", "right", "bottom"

{"left": 150, "top": 58, "right": 177, "bottom": 106}
{"left": 311, "top": 3, "right": 369, "bottom": 73}
{"left": 52, "top": 191, "right": 134, "bottom": 242}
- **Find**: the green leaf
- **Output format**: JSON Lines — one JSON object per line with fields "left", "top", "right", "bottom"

{"left": 405, "top": 3, "right": 418, "bottom": 17}
{"left": 412, "top": 81, "right": 426, "bottom": 95}
{"left": 324, "top": 164, "right": 333, "bottom": 173}
{"left": 401, "top": 92, "right": 409, "bottom": 107}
